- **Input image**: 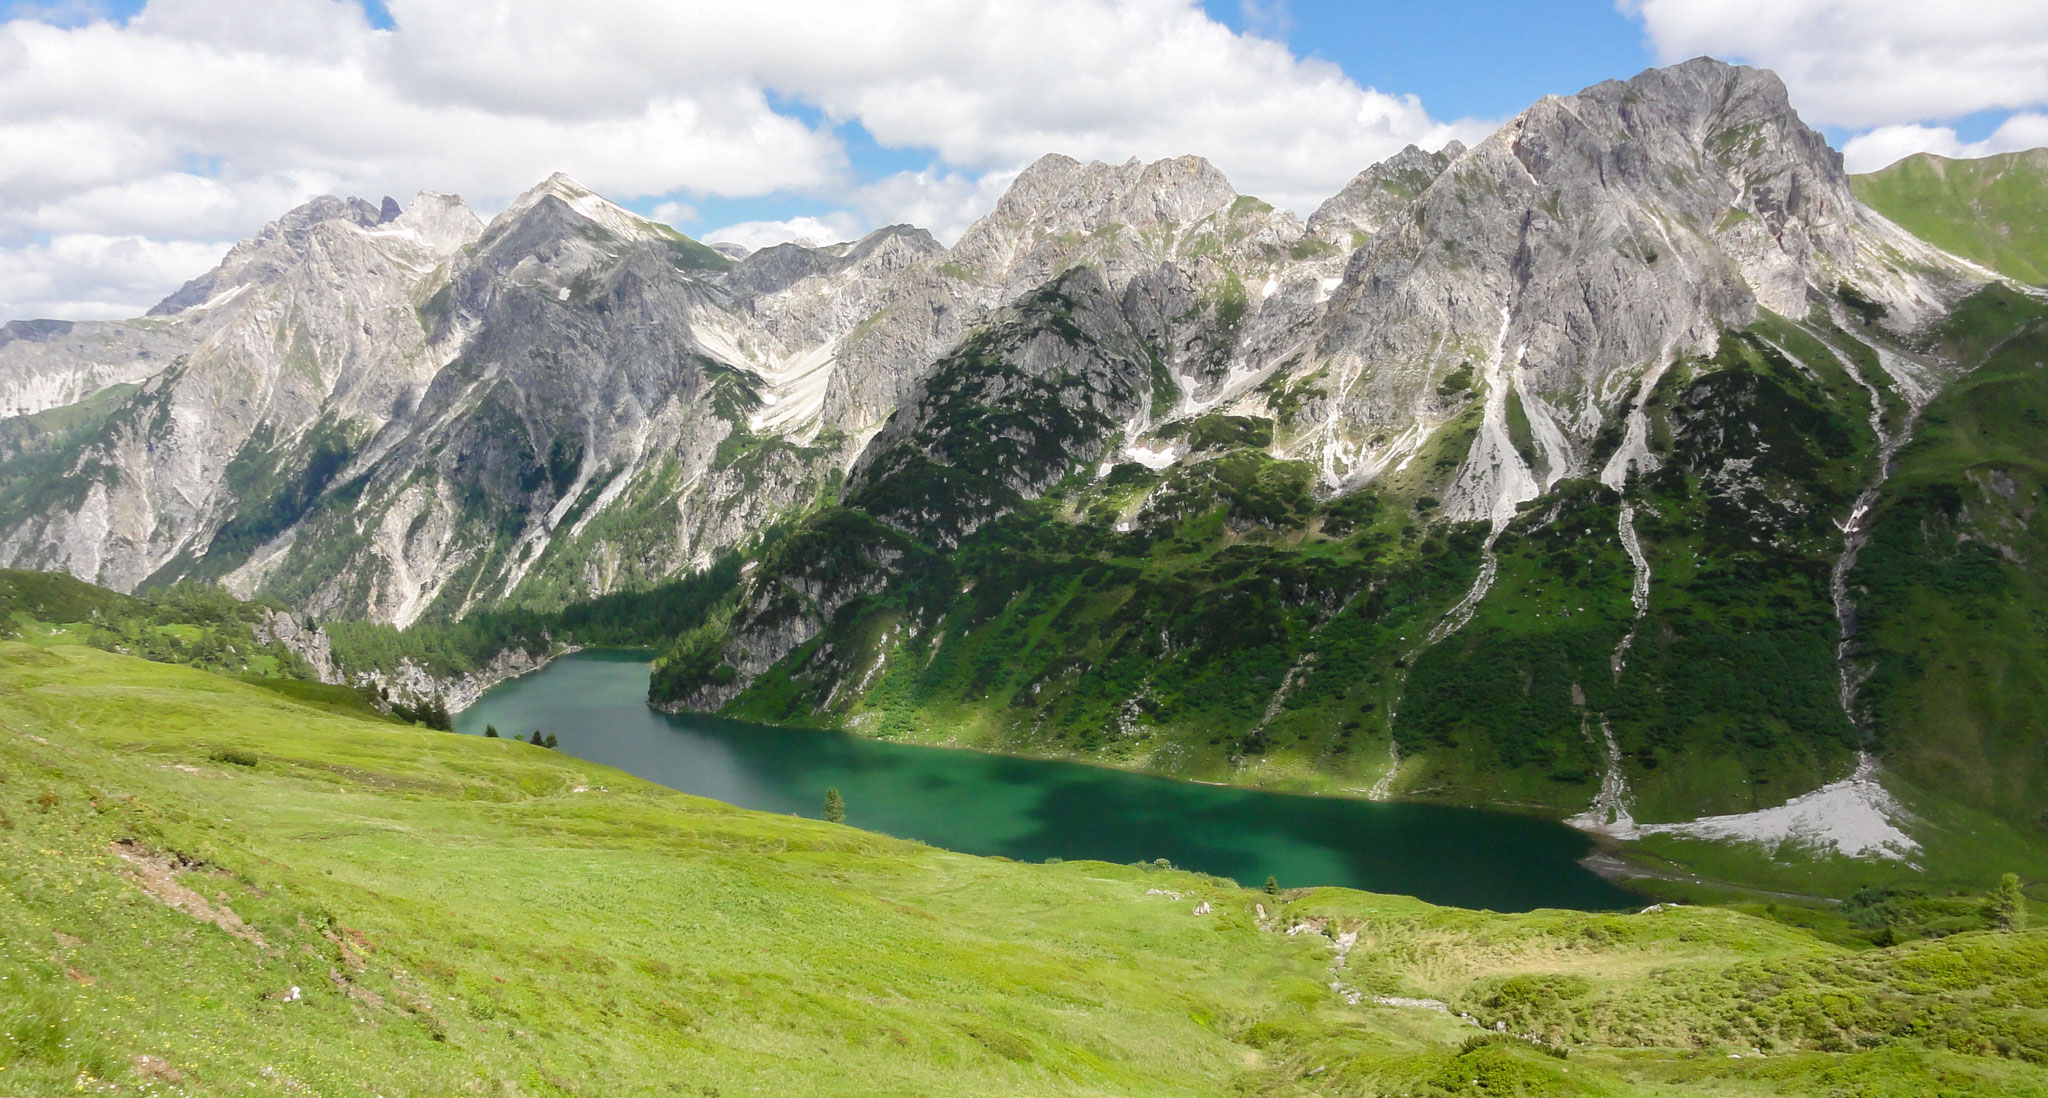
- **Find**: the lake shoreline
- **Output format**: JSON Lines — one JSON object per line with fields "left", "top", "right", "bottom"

{"left": 456, "top": 650, "right": 1646, "bottom": 911}
{"left": 598, "top": 650, "right": 1600, "bottom": 827}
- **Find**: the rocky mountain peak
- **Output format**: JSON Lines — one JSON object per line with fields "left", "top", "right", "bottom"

{"left": 277, "top": 194, "right": 389, "bottom": 234}
{"left": 726, "top": 225, "right": 944, "bottom": 301}
{"left": 146, "top": 193, "right": 416, "bottom": 317}
{"left": 948, "top": 152, "right": 1258, "bottom": 302}
{"left": 1306, "top": 141, "right": 1465, "bottom": 246}
{"left": 840, "top": 224, "right": 943, "bottom": 264}
{"left": 494, "top": 171, "right": 666, "bottom": 245}
{"left": 385, "top": 191, "right": 484, "bottom": 255}
{"left": 964, "top": 152, "right": 1240, "bottom": 246}
{"left": 1291, "top": 54, "right": 1977, "bottom": 513}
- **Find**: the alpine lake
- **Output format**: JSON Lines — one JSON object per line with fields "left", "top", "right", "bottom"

{"left": 456, "top": 649, "right": 1642, "bottom": 912}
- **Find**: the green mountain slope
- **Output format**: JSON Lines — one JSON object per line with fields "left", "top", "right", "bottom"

{"left": 1850, "top": 288, "right": 2048, "bottom": 828}
{"left": 4, "top": 641, "right": 2048, "bottom": 1095}
{"left": 1853, "top": 148, "right": 2048, "bottom": 284}
{"left": 0, "top": 568, "right": 325, "bottom": 684}
{"left": 0, "top": 556, "right": 751, "bottom": 722}
{"left": 1401, "top": 316, "right": 1883, "bottom": 820}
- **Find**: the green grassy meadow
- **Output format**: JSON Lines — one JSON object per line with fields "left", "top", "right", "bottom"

{"left": 3, "top": 640, "right": 2047, "bottom": 1095}
{"left": 1853, "top": 149, "right": 2048, "bottom": 284}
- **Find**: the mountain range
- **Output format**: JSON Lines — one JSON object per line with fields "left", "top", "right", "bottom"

{"left": 3, "top": 57, "right": 2046, "bottom": 863}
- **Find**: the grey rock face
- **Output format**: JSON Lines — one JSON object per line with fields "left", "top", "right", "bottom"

{"left": 1305, "top": 141, "right": 1465, "bottom": 247}
{"left": 253, "top": 608, "right": 339, "bottom": 684}
{"left": 0, "top": 318, "right": 192, "bottom": 418}
{"left": 0, "top": 188, "right": 482, "bottom": 596}
{"left": 1273, "top": 59, "right": 1977, "bottom": 522}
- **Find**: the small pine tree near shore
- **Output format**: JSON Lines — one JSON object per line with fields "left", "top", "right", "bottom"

{"left": 1265, "top": 876, "right": 1280, "bottom": 897}
{"left": 824, "top": 788, "right": 845, "bottom": 824}
{"left": 484, "top": 724, "right": 499, "bottom": 738}
{"left": 1988, "top": 873, "right": 2027, "bottom": 930}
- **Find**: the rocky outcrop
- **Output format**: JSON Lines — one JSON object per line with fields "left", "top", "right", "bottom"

{"left": 253, "top": 603, "right": 562, "bottom": 711}
{"left": 1305, "top": 141, "right": 1464, "bottom": 247}
{"left": 350, "top": 645, "right": 566, "bottom": 714}
{"left": 252, "top": 608, "right": 339, "bottom": 684}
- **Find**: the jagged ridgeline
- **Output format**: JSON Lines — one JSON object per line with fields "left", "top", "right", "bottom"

{"left": 3, "top": 58, "right": 2047, "bottom": 851}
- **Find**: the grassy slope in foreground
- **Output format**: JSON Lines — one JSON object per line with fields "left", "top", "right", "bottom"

{"left": 4, "top": 644, "right": 2048, "bottom": 1096}
{"left": 1853, "top": 148, "right": 2048, "bottom": 284}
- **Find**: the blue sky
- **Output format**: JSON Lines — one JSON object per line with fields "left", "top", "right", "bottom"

{"left": 2, "top": 0, "right": 2045, "bottom": 320}
{"left": 1206, "top": 0, "right": 1652, "bottom": 122}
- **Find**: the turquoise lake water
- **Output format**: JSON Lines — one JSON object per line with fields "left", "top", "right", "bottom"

{"left": 455, "top": 650, "right": 1641, "bottom": 912}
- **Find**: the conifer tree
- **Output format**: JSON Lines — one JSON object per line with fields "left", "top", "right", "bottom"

{"left": 824, "top": 788, "right": 845, "bottom": 824}
{"left": 1988, "top": 872, "right": 2027, "bottom": 930}
{"left": 530, "top": 730, "right": 545, "bottom": 746}
{"left": 1265, "top": 875, "right": 1280, "bottom": 897}
{"left": 544, "top": 733, "right": 559, "bottom": 749}
{"left": 484, "top": 724, "right": 499, "bottom": 738}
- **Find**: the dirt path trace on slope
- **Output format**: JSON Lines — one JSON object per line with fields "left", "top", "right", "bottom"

{"left": 112, "top": 839, "right": 269, "bottom": 949}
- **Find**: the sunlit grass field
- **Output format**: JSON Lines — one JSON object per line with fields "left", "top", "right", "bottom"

{"left": 3, "top": 641, "right": 2045, "bottom": 1095}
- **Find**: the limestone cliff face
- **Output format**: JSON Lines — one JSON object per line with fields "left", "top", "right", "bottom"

{"left": 1264, "top": 59, "right": 1976, "bottom": 522}
{"left": 0, "top": 191, "right": 482, "bottom": 596}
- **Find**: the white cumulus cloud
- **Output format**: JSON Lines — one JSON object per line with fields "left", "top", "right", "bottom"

{"left": 700, "top": 214, "right": 868, "bottom": 253}
{"left": 1623, "top": 0, "right": 2048, "bottom": 128}
{"left": 1841, "top": 113, "right": 2048, "bottom": 174}
{"left": 0, "top": 0, "right": 1484, "bottom": 321}
{"left": 0, "top": 233, "right": 232, "bottom": 320}
{"left": 848, "top": 168, "right": 1021, "bottom": 247}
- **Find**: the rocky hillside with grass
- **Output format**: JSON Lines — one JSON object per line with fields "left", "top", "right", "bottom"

{"left": 651, "top": 61, "right": 2048, "bottom": 857}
